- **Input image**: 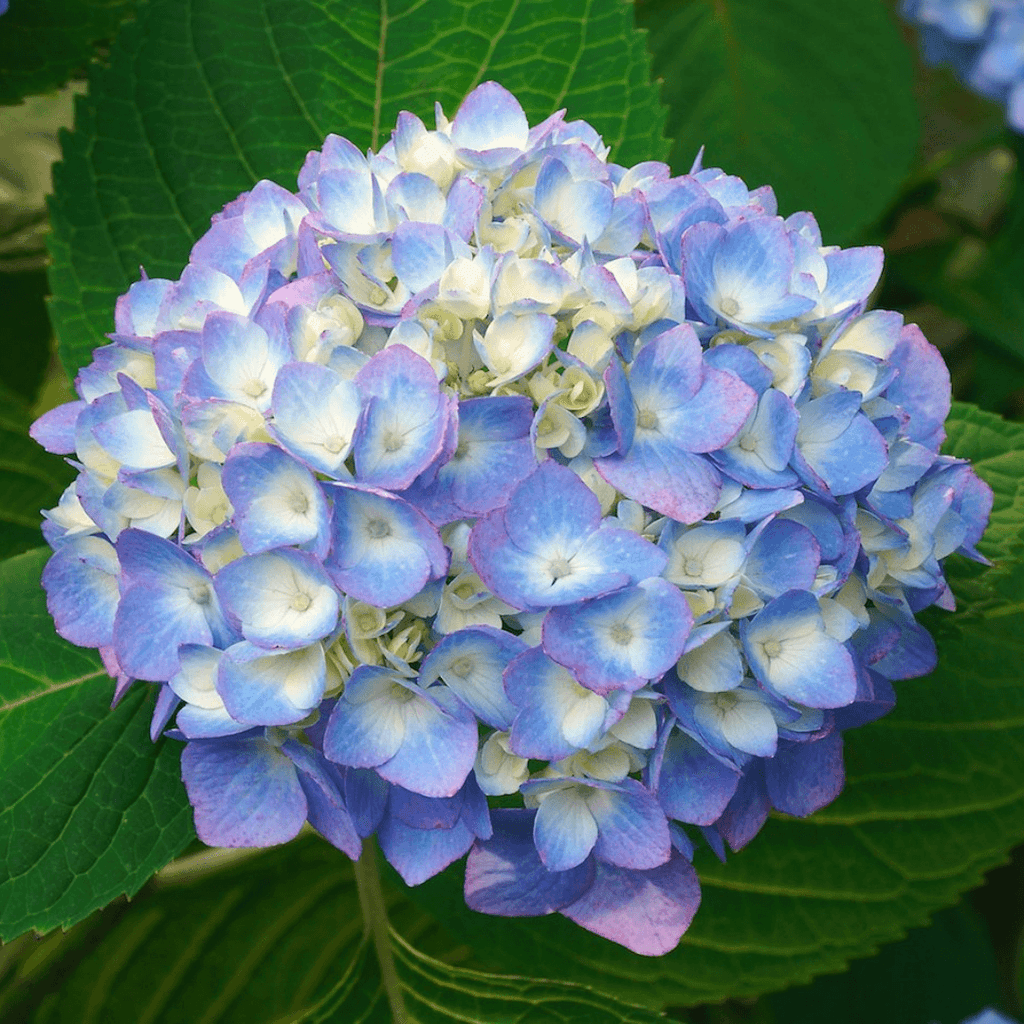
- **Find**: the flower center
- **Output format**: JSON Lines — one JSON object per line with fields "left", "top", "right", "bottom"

{"left": 324, "top": 435, "right": 346, "bottom": 454}
{"left": 719, "top": 296, "right": 741, "bottom": 317}
{"left": 548, "top": 556, "right": 573, "bottom": 581}
{"left": 189, "top": 584, "right": 211, "bottom": 606}
{"left": 242, "top": 377, "right": 267, "bottom": 399}
{"left": 684, "top": 557, "right": 703, "bottom": 577}
{"left": 609, "top": 622, "right": 633, "bottom": 646}
{"left": 636, "top": 408, "right": 659, "bottom": 430}
{"left": 449, "top": 656, "right": 473, "bottom": 677}
{"left": 382, "top": 429, "right": 404, "bottom": 453}
{"left": 366, "top": 517, "right": 392, "bottom": 539}
{"left": 289, "top": 491, "right": 310, "bottom": 515}
{"left": 291, "top": 592, "right": 313, "bottom": 612}
{"left": 763, "top": 639, "right": 783, "bottom": 659}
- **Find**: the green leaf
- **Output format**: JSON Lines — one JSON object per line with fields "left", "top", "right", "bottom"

{"left": 762, "top": 902, "right": 1004, "bottom": 1024}
{"left": 0, "top": 548, "right": 195, "bottom": 942}
{"left": 394, "top": 402, "right": 1024, "bottom": 1009}
{"left": 0, "top": 272, "right": 51, "bottom": 403}
{"left": 0, "top": 387, "right": 75, "bottom": 559}
{"left": 47, "top": 0, "right": 667, "bottom": 378}
{"left": 634, "top": 0, "right": 919, "bottom": 242}
{"left": 0, "top": 0, "right": 137, "bottom": 107}
{"left": 304, "top": 931, "right": 665, "bottom": 1024}
{"left": 3, "top": 837, "right": 662, "bottom": 1024}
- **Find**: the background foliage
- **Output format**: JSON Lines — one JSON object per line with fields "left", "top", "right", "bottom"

{"left": 2, "top": 0, "right": 1024, "bottom": 1021}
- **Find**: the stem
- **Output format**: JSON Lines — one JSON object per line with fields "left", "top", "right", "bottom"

{"left": 352, "top": 839, "right": 408, "bottom": 1024}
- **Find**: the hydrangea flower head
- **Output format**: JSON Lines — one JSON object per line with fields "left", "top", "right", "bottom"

{"left": 902, "top": 0, "right": 1024, "bottom": 131}
{"left": 32, "top": 81, "right": 991, "bottom": 955}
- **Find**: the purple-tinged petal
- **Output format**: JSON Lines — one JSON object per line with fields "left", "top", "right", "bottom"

{"left": 378, "top": 809, "right": 476, "bottom": 885}
{"left": 560, "top": 853, "right": 701, "bottom": 956}
{"left": 282, "top": 740, "right": 361, "bottom": 858}
{"left": 30, "top": 401, "right": 85, "bottom": 454}
{"left": 886, "top": 323, "right": 952, "bottom": 450}
{"left": 181, "top": 735, "right": 307, "bottom": 847}
{"left": 596, "top": 437, "right": 724, "bottom": 525}
{"left": 42, "top": 536, "right": 120, "bottom": 648}
{"left": 465, "top": 808, "right": 596, "bottom": 916}
{"left": 150, "top": 684, "right": 180, "bottom": 740}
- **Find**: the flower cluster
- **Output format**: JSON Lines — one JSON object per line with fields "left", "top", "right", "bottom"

{"left": 33, "top": 82, "right": 991, "bottom": 955}
{"left": 902, "top": 0, "right": 1024, "bottom": 131}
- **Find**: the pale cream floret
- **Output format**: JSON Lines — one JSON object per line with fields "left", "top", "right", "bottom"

{"left": 184, "top": 462, "right": 232, "bottom": 537}
{"left": 292, "top": 293, "right": 364, "bottom": 363}
{"left": 475, "top": 731, "right": 530, "bottom": 795}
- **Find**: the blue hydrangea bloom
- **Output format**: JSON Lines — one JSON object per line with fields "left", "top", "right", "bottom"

{"left": 32, "top": 81, "right": 991, "bottom": 955}
{"left": 903, "top": 0, "right": 1024, "bottom": 131}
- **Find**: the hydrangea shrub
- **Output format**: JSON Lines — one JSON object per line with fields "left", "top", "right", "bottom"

{"left": 31, "top": 81, "right": 992, "bottom": 956}
{"left": 902, "top": 0, "right": 1024, "bottom": 131}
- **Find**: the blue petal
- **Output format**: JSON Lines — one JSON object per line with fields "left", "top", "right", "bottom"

{"left": 378, "top": 810, "right": 476, "bottom": 885}
{"left": 282, "top": 740, "right": 361, "bottom": 858}
{"left": 217, "top": 641, "right": 326, "bottom": 725}
{"left": 418, "top": 626, "right": 525, "bottom": 729}
{"left": 322, "top": 666, "right": 409, "bottom": 768}
{"left": 325, "top": 484, "right": 448, "bottom": 607}
{"left": 763, "top": 733, "right": 845, "bottom": 817}
{"left": 657, "top": 728, "right": 741, "bottom": 826}
{"left": 180, "top": 735, "right": 307, "bottom": 847}
{"left": 214, "top": 549, "right": 339, "bottom": 649}
{"left": 222, "top": 442, "right": 330, "bottom": 556}
{"left": 533, "top": 785, "right": 599, "bottom": 871}
{"left": 542, "top": 578, "right": 692, "bottom": 694}
{"left": 377, "top": 684, "right": 478, "bottom": 798}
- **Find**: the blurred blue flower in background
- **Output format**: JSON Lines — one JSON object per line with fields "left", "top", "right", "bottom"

{"left": 903, "top": 0, "right": 1024, "bottom": 131}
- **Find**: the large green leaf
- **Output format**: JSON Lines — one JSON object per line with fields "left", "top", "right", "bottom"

{"left": 0, "top": 0, "right": 136, "bottom": 106}
{"left": 304, "top": 932, "right": 666, "bottom": 1024}
{"left": 762, "top": 903, "right": 1004, "bottom": 1024}
{"left": 0, "top": 548, "right": 195, "bottom": 942}
{"left": 0, "top": 387, "right": 75, "bottom": 559}
{"left": 396, "top": 403, "right": 1024, "bottom": 1009}
{"left": 634, "top": 0, "right": 919, "bottom": 242}
{"left": 1, "top": 838, "right": 663, "bottom": 1024}
{"left": 47, "top": 0, "right": 668, "bottom": 378}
